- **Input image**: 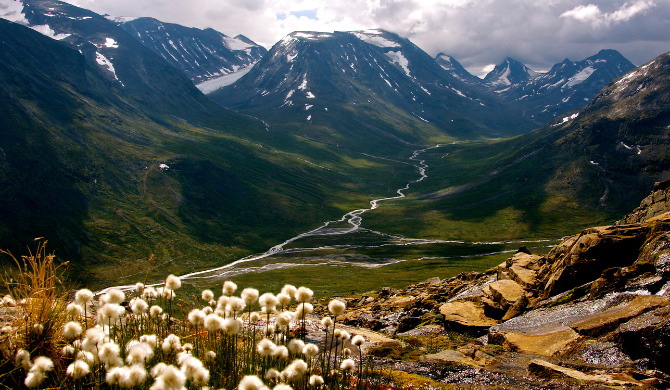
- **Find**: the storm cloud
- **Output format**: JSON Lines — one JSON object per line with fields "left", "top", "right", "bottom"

{"left": 62, "top": 0, "right": 670, "bottom": 76}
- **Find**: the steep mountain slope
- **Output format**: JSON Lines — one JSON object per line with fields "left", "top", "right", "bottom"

{"left": 114, "top": 17, "right": 266, "bottom": 86}
{"left": 435, "top": 53, "right": 483, "bottom": 86}
{"left": 364, "top": 51, "right": 670, "bottom": 242}
{"left": 209, "top": 29, "right": 536, "bottom": 154}
{"left": 0, "top": 18, "right": 418, "bottom": 287}
{"left": 0, "top": 0, "right": 227, "bottom": 120}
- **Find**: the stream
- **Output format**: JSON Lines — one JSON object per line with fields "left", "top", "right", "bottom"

{"left": 99, "top": 144, "right": 556, "bottom": 293}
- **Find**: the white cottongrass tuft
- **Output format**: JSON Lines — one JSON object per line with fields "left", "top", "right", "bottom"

{"left": 106, "top": 288, "right": 125, "bottom": 304}
{"left": 203, "top": 306, "right": 213, "bottom": 315}
{"left": 30, "top": 356, "right": 54, "bottom": 373}
{"left": 265, "top": 368, "right": 280, "bottom": 381}
{"left": 277, "top": 293, "right": 291, "bottom": 307}
{"left": 273, "top": 346, "right": 289, "bottom": 359}
{"left": 161, "top": 288, "right": 176, "bottom": 301}
{"left": 201, "top": 289, "right": 214, "bottom": 301}
{"left": 127, "top": 342, "right": 154, "bottom": 365}
{"left": 274, "top": 384, "right": 293, "bottom": 390}
{"left": 259, "top": 293, "right": 278, "bottom": 310}
{"left": 140, "top": 334, "right": 158, "bottom": 348}
{"left": 241, "top": 288, "right": 259, "bottom": 305}
{"left": 303, "top": 344, "right": 319, "bottom": 359}
{"left": 151, "top": 363, "right": 167, "bottom": 378}
{"left": 321, "top": 316, "right": 333, "bottom": 328}
{"left": 150, "top": 305, "right": 163, "bottom": 318}
{"left": 162, "top": 334, "right": 181, "bottom": 353}
{"left": 66, "top": 303, "right": 83, "bottom": 317}
{"left": 328, "top": 299, "right": 346, "bottom": 316}
{"left": 343, "top": 348, "right": 351, "bottom": 356}
{"left": 281, "top": 284, "right": 297, "bottom": 298}
{"left": 131, "top": 298, "right": 149, "bottom": 314}
{"left": 16, "top": 349, "right": 31, "bottom": 370}
{"left": 154, "top": 364, "right": 185, "bottom": 390}
{"left": 295, "top": 287, "right": 313, "bottom": 303}
{"left": 238, "top": 375, "right": 266, "bottom": 390}
{"left": 24, "top": 371, "right": 45, "bottom": 388}
{"left": 309, "top": 375, "right": 324, "bottom": 386}
{"left": 276, "top": 312, "right": 292, "bottom": 327}
{"left": 75, "top": 289, "right": 94, "bottom": 305}
{"left": 257, "top": 338, "right": 276, "bottom": 357}
{"left": 205, "top": 350, "right": 216, "bottom": 361}
{"left": 143, "top": 286, "right": 157, "bottom": 300}
{"left": 223, "top": 281, "right": 237, "bottom": 296}
{"left": 250, "top": 312, "right": 260, "bottom": 322}
{"left": 63, "top": 321, "right": 82, "bottom": 339}
{"left": 106, "top": 366, "right": 127, "bottom": 385}
{"left": 32, "top": 324, "right": 43, "bottom": 336}
{"left": 135, "top": 282, "right": 145, "bottom": 294}
{"left": 165, "top": 274, "right": 182, "bottom": 290}
{"left": 62, "top": 345, "right": 75, "bottom": 357}
{"left": 227, "top": 296, "right": 246, "bottom": 313}
{"left": 98, "top": 342, "right": 121, "bottom": 365}
{"left": 188, "top": 309, "right": 206, "bottom": 326}
{"left": 288, "top": 339, "right": 305, "bottom": 355}
{"left": 66, "top": 360, "right": 90, "bottom": 378}
{"left": 223, "top": 317, "right": 241, "bottom": 334}
{"left": 340, "top": 358, "right": 355, "bottom": 371}
{"left": 204, "top": 314, "right": 224, "bottom": 332}
{"left": 77, "top": 351, "right": 96, "bottom": 364}
{"left": 340, "top": 330, "right": 351, "bottom": 341}
{"left": 2, "top": 295, "right": 16, "bottom": 307}
{"left": 352, "top": 334, "right": 365, "bottom": 346}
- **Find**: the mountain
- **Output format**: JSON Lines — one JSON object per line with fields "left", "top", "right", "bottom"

{"left": 363, "top": 50, "right": 670, "bottom": 243}
{"left": 493, "top": 50, "right": 636, "bottom": 124}
{"left": 435, "top": 53, "right": 482, "bottom": 85}
{"left": 113, "top": 17, "right": 266, "bottom": 88}
{"left": 0, "top": 15, "right": 421, "bottom": 287}
{"left": 209, "top": 29, "right": 536, "bottom": 154}
{"left": 484, "top": 57, "right": 539, "bottom": 88}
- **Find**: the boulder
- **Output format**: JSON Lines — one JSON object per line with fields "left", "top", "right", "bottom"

{"left": 488, "top": 280, "right": 524, "bottom": 308}
{"left": 396, "top": 316, "right": 422, "bottom": 333}
{"left": 439, "top": 301, "right": 498, "bottom": 334}
{"left": 419, "top": 349, "right": 478, "bottom": 367}
{"left": 570, "top": 295, "right": 670, "bottom": 337}
{"left": 527, "top": 359, "right": 641, "bottom": 387}
{"left": 502, "top": 293, "right": 529, "bottom": 321}
{"left": 489, "top": 328, "right": 581, "bottom": 356}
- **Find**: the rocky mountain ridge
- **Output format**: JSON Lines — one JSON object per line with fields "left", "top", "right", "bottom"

{"left": 334, "top": 182, "right": 670, "bottom": 387}
{"left": 114, "top": 17, "right": 266, "bottom": 85}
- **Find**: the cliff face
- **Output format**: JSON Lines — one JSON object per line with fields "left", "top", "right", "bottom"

{"left": 336, "top": 186, "right": 670, "bottom": 387}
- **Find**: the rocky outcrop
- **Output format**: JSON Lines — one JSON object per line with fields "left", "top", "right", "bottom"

{"left": 617, "top": 180, "right": 670, "bottom": 225}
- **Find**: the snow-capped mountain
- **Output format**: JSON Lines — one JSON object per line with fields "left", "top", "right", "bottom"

{"left": 113, "top": 17, "right": 266, "bottom": 89}
{"left": 434, "top": 50, "right": 635, "bottom": 124}
{"left": 0, "top": 0, "right": 220, "bottom": 116}
{"left": 499, "top": 50, "right": 636, "bottom": 123}
{"left": 210, "top": 29, "right": 534, "bottom": 142}
{"left": 484, "top": 57, "right": 539, "bottom": 89}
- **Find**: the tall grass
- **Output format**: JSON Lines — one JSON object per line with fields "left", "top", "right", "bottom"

{"left": 0, "top": 245, "right": 382, "bottom": 390}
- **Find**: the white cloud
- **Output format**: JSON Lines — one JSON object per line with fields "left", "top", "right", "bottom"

{"left": 561, "top": 1, "right": 656, "bottom": 27}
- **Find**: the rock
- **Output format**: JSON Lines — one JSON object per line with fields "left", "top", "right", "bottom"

{"left": 489, "top": 328, "right": 581, "bottom": 356}
{"left": 539, "top": 224, "right": 651, "bottom": 298}
{"left": 517, "top": 246, "right": 531, "bottom": 255}
{"left": 527, "top": 359, "right": 641, "bottom": 387}
{"left": 570, "top": 295, "right": 670, "bottom": 337}
{"left": 419, "top": 349, "right": 478, "bottom": 367}
{"left": 608, "top": 305, "right": 670, "bottom": 373}
{"left": 439, "top": 301, "right": 498, "bottom": 334}
{"left": 502, "top": 293, "right": 529, "bottom": 321}
{"left": 488, "top": 280, "right": 524, "bottom": 308}
{"left": 422, "top": 277, "right": 440, "bottom": 284}
{"left": 396, "top": 316, "right": 422, "bottom": 333}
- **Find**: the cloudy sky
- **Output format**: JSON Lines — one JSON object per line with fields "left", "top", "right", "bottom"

{"left": 63, "top": 0, "right": 669, "bottom": 77}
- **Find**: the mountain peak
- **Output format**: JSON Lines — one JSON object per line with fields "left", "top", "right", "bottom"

{"left": 484, "top": 56, "right": 538, "bottom": 87}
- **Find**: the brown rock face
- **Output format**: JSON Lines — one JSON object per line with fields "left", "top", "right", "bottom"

{"left": 488, "top": 280, "right": 525, "bottom": 308}
{"left": 439, "top": 301, "right": 499, "bottom": 333}
{"left": 538, "top": 224, "right": 650, "bottom": 298}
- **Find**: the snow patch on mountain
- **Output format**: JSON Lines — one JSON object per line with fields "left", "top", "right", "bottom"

{"left": 385, "top": 50, "right": 410, "bottom": 77}
{"left": 196, "top": 63, "right": 256, "bottom": 94}
{"left": 95, "top": 52, "right": 123, "bottom": 85}
{"left": 104, "top": 38, "right": 119, "bottom": 48}
{"left": 223, "top": 36, "right": 253, "bottom": 50}
{"left": 105, "top": 15, "right": 139, "bottom": 23}
{"left": 564, "top": 66, "right": 594, "bottom": 87}
{"left": 30, "top": 24, "right": 71, "bottom": 40}
{"left": 351, "top": 31, "right": 399, "bottom": 47}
